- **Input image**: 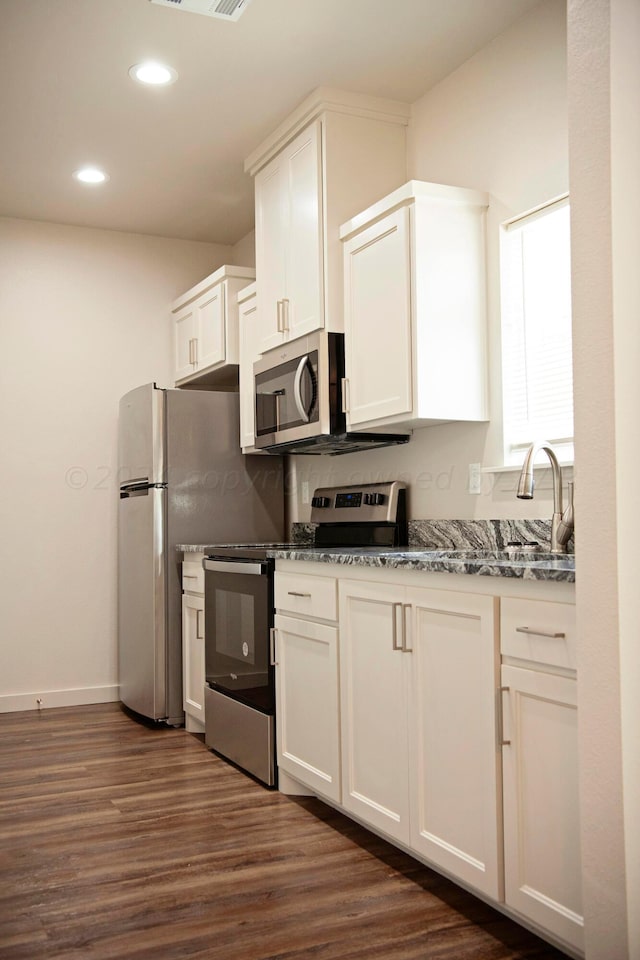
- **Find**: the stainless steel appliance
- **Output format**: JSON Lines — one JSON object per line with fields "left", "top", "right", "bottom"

{"left": 203, "top": 481, "right": 407, "bottom": 786}
{"left": 117, "top": 383, "right": 284, "bottom": 725}
{"left": 253, "top": 331, "right": 411, "bottom": 455}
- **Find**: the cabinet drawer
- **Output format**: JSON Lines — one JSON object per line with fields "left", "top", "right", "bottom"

{"left": 275, "top": 571, "right": 337, "bottom": 621}
{"left": 182, "top": 557, "right": 204, "bottom": 595}
{"left": 501, "top": 597, "right": 576, "bottom": 670}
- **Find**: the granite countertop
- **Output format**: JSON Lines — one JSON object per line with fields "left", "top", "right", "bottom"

{"left": 178, "top": 543, "right": 574, "bottom": 582}
{"left": 267, "top": 546, "right": 574, "bottom": 582}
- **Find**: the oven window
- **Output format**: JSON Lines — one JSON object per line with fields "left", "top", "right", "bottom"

{"left": 204, "top": 568, "right": 273, "bottom": 712}
{"left": 215, "top": 589, "right": 255, "bottom": 666}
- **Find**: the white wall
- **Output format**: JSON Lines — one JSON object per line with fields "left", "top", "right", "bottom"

{"left": 231, "top": 229, "right": 256, "bottom": 268}
{"left": 289, "top": 0, "right": 569, "bottom": 524}
{"left": 0, "top": 218, "right": 232, "bottom": 711}
{"left": 568, "top": 0, "right": 640, "bottom": 955}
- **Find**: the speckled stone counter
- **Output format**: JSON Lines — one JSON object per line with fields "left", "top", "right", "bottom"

{"left": 177, "top": 517, "right": 575, "bottom": 582}
{"left": 267, "top": 546, "right": 575, "bottom": 582}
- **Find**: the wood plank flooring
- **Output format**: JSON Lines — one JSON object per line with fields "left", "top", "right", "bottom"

{"left": 0, "top": 703, "right": 568, "bottom": 960}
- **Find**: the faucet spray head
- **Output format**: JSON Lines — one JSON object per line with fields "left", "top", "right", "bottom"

{"left": 517, "top": 444, "right": 538, "bottom": 499}
{"left": 517, "top": 468, "right": 534, "bottom": 499}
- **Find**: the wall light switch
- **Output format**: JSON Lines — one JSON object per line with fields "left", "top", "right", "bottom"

{"left": 468, "top": 462, "right": 482, "bottom": 495}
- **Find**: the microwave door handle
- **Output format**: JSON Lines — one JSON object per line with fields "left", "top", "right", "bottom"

{"left": 293, "top": 355, "right": 312, "bottom": 423}
{"left": 271, "top": 388, "right": 285, "bottom": 428}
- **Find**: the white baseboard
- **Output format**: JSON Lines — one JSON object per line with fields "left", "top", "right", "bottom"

{"left": 0, "top": 685, "right": 120, "bottom": 713}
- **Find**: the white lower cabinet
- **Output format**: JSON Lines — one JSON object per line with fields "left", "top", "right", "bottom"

{"left": 500, "top": 594, "right": 583, "bottom": 954}
{"left": 338, "top": 580, "right": 411, "bottom": 844}
{"left": 182, "top": 554, "right": 206, "bottom": 733}
{"left": 274, "top": 614, "right": 340, "bottom": 802}
{"left": 274, "top": 563, "right": 580, "bottom": 955}
{"left": 339, "top": 579, "right": 500, "bottom": 898}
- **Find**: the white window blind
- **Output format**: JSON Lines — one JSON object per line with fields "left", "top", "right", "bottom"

{"left": 500, "top": 197, "right": 573, "bottom": 466}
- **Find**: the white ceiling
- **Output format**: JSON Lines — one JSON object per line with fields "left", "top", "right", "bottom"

{"left": 0, "top": 0, "right": 541, "bottom": 245}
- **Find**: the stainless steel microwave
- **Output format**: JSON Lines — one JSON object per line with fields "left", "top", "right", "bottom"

{"left": 253, "top": 331, "right": 410, "bottom": 455}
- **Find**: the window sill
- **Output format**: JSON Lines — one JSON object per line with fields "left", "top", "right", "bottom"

{"left": 481, "top": 462, "right": 574, "bottom": 475}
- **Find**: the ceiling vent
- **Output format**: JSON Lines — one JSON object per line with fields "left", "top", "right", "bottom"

{"left": 149, "top": 0, "right": 252, "bottom": 21}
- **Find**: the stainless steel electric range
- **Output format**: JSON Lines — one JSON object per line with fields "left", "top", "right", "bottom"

{"left": 202, "top": 481, "right": 407, "bottom": 787}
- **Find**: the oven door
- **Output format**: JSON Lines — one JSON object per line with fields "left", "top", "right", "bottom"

{"left": 203, "top": 558, "right": 274, "bottom": 714}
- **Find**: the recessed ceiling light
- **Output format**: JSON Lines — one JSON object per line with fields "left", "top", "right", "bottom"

{"left": 129, "top": 61, "right": 178, "bottom": 86}
{"left": 73, "top": 167, "right": 110, "bottom": 184}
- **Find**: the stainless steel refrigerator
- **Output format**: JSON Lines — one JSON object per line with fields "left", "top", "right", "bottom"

{"left": 117, "top": 383, "right": 284, "bottom": 725}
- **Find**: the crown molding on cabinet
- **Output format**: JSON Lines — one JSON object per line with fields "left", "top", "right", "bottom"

{"left": 244, "top": 86, "right": 411, "bottom": 178}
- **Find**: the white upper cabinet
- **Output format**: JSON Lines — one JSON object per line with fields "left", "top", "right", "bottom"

{"left": 245, "top": 88, "right": 409, "bottom": 355}
{"left": 255, "top": 122, "right": 323, "bottom": 352}
{"left": 171, "top": 264, "right": 255, "bottom": 388}
{"left": 340, "top": 181, "right": 489, "bottom": 431}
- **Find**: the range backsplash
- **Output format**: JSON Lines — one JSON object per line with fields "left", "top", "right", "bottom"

{"left": 291, "top": 518, "right": 574, "bottom": 553}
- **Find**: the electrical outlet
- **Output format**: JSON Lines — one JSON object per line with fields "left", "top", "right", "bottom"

{"left": 468, "top": 462, "right": 482, "bottom": 495}
{"left": 301, "top": 481, "right": 310, "bottom": 504}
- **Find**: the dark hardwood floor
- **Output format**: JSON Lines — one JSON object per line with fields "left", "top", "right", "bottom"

{"left": 0, "top": 703, "right": 568, "bottom": 960}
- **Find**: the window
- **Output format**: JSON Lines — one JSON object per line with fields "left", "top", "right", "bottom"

{"left": 500, "top": 196, "right": 573, "bottom": 467}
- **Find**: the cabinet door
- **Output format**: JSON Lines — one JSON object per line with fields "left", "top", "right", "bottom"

{"left": 239, "top": 292, "right": 259, "bottom": 451}
{"left": 196, "top": 283, "right": 225, "bottom": 371}
{"left": 255, "top": 121, "right": 323, "bottom": 351}
{"left": 501, "top": 664, "right": 583, "bottom": 952}
{"left": 284, "top": 120, "right": 323, "bottom": 342}
{"left": 339, "top": 580, "right": 410, "bottom": 844}
{"left": 174, "top": 304, "right": 197, "bottom": 383}
{"left": 342, "top": 206, "right": 413, "bottom": 427}
{"left": 255, "top": 155, "right": 288, "bottom": 352}
{"left": 274, "top": 614, "right": 340, "bottom": 801}
{"left": 407, "top": 588, "right": 500, "bottom": 899}
{"left": 182, "top": 594, "right": 205, "bottom": 729}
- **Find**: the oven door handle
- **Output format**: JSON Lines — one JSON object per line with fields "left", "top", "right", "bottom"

{"left": 293, "top": 354, "right": 312, "bottom": 423}
{"left": 203, "top": 559, "right": 267, "bottom": 575}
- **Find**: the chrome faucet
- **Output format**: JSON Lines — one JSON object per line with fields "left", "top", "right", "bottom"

{"left": 517, "top": 441, "right": 574, "bottom": 554}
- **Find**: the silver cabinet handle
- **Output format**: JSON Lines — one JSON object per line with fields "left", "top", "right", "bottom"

{"left": 341, "top": 377, "right": 349, "bottom": 414}
{"left": 269, "top": 627, "right": 277, "bottom": 666}
{"left": 196, "top": 608, "right": 204, "bottom": 640}
{"left": 516, "top": 626, "right": 566, "bottom": 639}
{"left": 293, "top": 354, "right": 312, "bottom": 423}
{"left": 287, "top": 591, "right": 311, "bottom": 598}
{"left": 500, "top": 686, "right": 511, "bottom": 746}
{"left": 401, "top": 603, "right": 412, "bottom": 653}
{"left": 183, "top": 574, "right": 197, "bottom": 579}
{"left": 391, "top": 602, "right": 403, "bottom": 651}
{"left": 188, "top": 338, "right": 193, "bottom": 364}
{"left": 276, "top": 300, "right": 284, "bottom": 333}
{"left": 282, "top": 297, "right": 290, "bottom": 332}
{"left": 192, "top": 337, "right": 198, "bottom": 365}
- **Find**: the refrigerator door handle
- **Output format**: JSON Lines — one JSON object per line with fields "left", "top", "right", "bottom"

{"left": 120, "top": 480, "right": 167, "bottom": 498}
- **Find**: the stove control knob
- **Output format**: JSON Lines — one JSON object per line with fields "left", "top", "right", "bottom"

{"left": 311, "top": 496, "right": 331, "bottom": 508}
{"left": 371, "top": 493, "right": 385, "bottom": 506}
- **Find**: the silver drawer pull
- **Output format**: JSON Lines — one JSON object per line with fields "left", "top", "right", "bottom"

{"left": 516, "top": 626, "right": 566, "bottom": 639}
{"left": 183, "top": 574, "right": 198, "bottom": 579}
{"left": 287, "top": 591, "right": 311, "bottom": 598}
{"left": 500, "top": 686, "right": 511, "bottom": 746}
